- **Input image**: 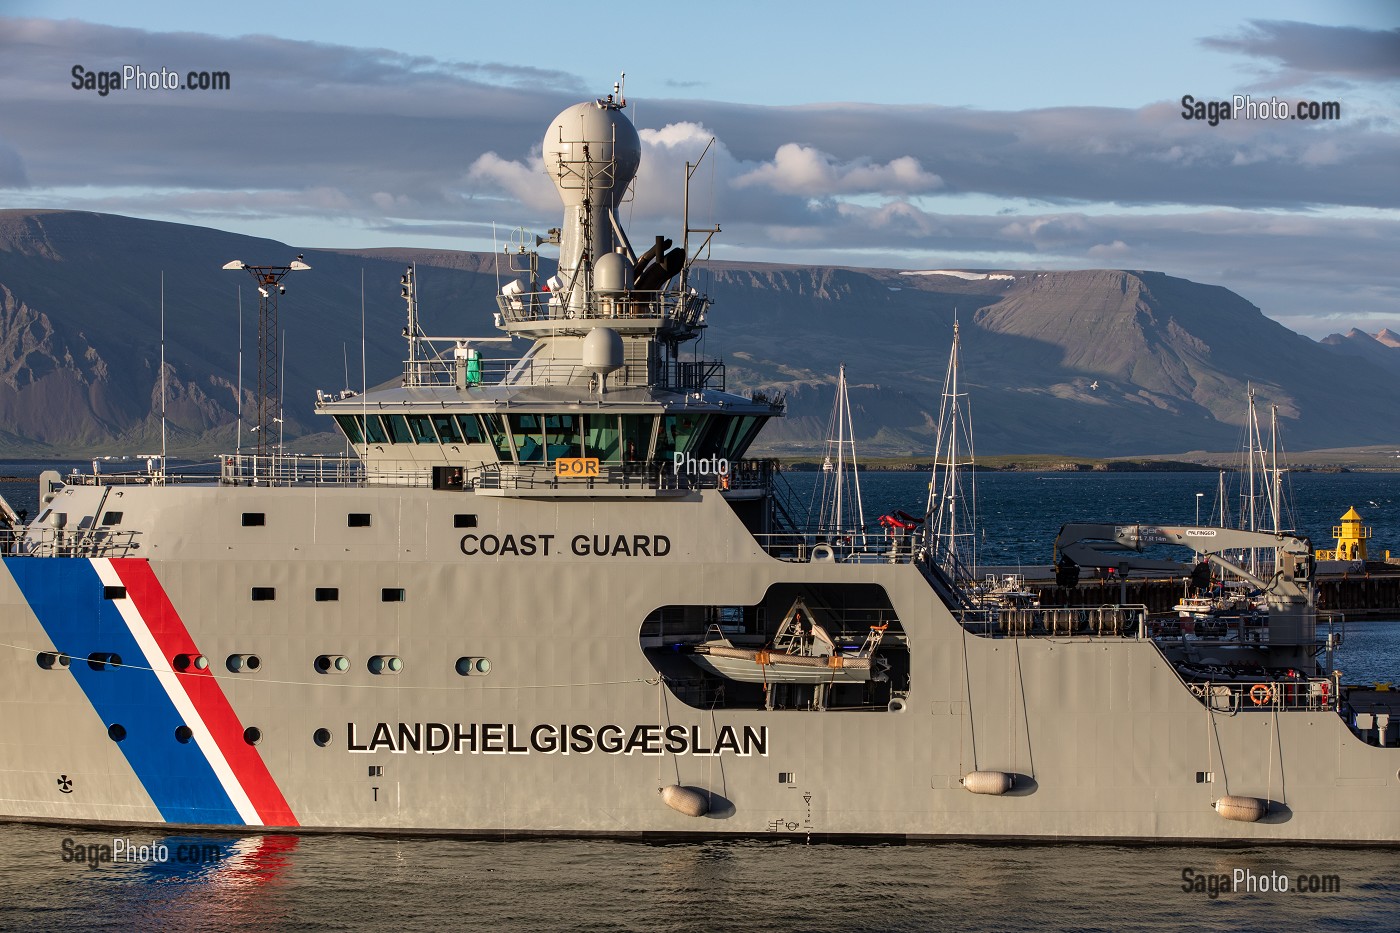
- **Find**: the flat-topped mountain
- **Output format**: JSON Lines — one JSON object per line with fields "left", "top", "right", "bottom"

{"left": 0, "top": 210, "right": 1393, "bottom": 457}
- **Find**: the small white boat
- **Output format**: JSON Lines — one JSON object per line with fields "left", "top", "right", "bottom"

{"left": 686, "top": 599, "right": 889, "bottom": 685}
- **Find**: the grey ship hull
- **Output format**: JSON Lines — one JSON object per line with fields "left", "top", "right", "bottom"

{"left": 2, "top": 481, "right": 1397, "bottom": 844}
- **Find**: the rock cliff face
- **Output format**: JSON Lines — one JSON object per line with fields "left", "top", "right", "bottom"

{"left": 0, "top": 210, "right": 1392, "bottom": 457}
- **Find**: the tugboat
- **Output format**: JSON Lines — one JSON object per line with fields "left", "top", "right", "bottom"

{"left": 0, "top": 90, "right": 1397, "bottom": 842}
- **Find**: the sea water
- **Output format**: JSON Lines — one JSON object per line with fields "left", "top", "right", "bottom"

{"left": 0, "top": 463, "right": 1397, "bottom": 931}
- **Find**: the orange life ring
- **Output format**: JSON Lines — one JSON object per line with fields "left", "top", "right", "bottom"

{"left": 1250, "top": 683, "right": 1272, "bottom": 706}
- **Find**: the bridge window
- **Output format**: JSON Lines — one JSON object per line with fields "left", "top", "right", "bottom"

{"left": 543, "top": 414, "right": 581, "bottom": 462}
{"left": 334, "top": 415, "right": 364, "bottom": 444}
{"left": 621, "top": 414, "right": 653, "bottom": 464}
{"left": 584, "top": 414, "right": 620, "bottom": 462}
{"left": 480, "top": 414, "right": 513, "bottom": 461}
{"left": 432, "top": 413, "right": 462, "bottom": 444}
{"left": 363, "top": 414, "right": 388, "bottom": 444}
{"left": 456, "top": 414, "right": 485, "bottom": 443}
{"left": 380, "top": 414, "right": 412, "bottom": 444}
{"left": 407, "top": 414, "right": 438, "bottom": 444}
{"left": 690, "top": 414, "right": 765, "bottom": 462}
{"left": 508, "top": 414, "right": 544, "bottom": 462}
{"left": 660, "top": 414, "right": 707, "bottom": 460}
{"left": 580, "top": 414, "right": 657, "bottom": 463}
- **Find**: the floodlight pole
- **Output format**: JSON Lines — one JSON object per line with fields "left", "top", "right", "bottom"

{"left": 223, "top": 257, "right": 310, "bottom": 462}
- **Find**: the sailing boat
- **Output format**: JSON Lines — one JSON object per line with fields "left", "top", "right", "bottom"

{"left": 924, "top": 320, "right": 978, "bottom": 587}
{"left": 1237, "top": 385, "right": 1294, "bottom": 576}
{"left": 812, "top": 364, "right": 867, "bottom": 550}
{"left": 1179, "top": 385, "right": 1294, "bottom": 632}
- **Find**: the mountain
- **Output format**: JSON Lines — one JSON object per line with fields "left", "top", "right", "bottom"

{"left": 0, "top": 210, "right": 1395, "bottom": 458}
{"left": 1318, "top": 328, "right": 1400, "bottom": 381}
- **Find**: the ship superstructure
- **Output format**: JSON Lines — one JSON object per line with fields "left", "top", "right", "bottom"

{"left": 0, "top": 94, "right": 1396, "bottom": 844}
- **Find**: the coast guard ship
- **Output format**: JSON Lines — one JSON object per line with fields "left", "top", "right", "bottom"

{"left": 1, "top": 92, "right": 1396, "bottom": 843}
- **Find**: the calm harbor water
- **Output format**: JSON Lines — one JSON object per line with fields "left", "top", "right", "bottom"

{"left": 0, "top": 825, "right": 1398, "bottom": 932}
{"left": 0, "top": 462, "right": 1397, "bottom": 930}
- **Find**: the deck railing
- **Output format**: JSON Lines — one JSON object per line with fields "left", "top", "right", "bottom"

{"left": 1188, "top": 678, "right": 1335, "bottom": 713}
{"left": 3, "top": 526, "right": 142, "bottom": 558}
{"left": 495, "top": 287, "right": 708, "bottom": 330}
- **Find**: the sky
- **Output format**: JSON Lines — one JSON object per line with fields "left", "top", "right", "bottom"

{"left": 0, "top": 1, "right": 1396, "bottom": 338}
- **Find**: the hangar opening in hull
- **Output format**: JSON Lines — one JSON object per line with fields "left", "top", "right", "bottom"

{"left": 639, "top": 583, "right": 909, "bottom": 712}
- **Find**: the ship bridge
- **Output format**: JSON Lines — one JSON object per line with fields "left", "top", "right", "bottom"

{"left": 311, "top": 93, "right": 782, "bottom": 497}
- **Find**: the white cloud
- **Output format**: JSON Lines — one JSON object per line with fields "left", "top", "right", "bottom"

{"left": 1088, "top": 240, "right": 1131, "bottom": 258}
{"left": 733, "top": 143, "right": 942, "bottom": 197}
{"left": 465, "top": 152, "right": 557, "bottom": 212}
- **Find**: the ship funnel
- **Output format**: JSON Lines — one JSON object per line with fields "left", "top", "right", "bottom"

{"left": 543, "top": 99, "right": 641, "bottom": 311}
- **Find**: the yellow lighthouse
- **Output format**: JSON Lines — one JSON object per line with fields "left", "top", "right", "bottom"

{"left": 1316, "top": 506, "right": 1372, "bottom": 561}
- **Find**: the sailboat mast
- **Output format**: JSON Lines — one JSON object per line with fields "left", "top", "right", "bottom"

{"left": 843, "top": 366, "right": 867, "bottom": 547}
{"left": 813, "top": 363, "right": 867, "bottom": 547}
{"left": 835, "top": 364, "right": 845, "bottom": 534}
{"left": 1269, "top": 403, "right": 1281, "bottom": 534}
{"left": 926, "top": 319, "right": 974, "bottom": 580}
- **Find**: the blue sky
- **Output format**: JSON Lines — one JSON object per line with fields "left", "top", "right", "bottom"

{"left": 0, "top": 1, "right": 1396, "bottom": 337}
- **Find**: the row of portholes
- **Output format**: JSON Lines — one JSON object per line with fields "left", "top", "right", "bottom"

{"left": 39, "top": 651, "right": 491, "bottom": 677}
{"left": 108, "top": 723, "right": 262, "bottom": 745}
{"left": 39, "top": 652, "right": 120, "bottom": 671}
{"left": 316, "top": 655, "right": 406, "bottom": 675}
{"left": 39, "top": 652, "right": 218, "bottom": 673}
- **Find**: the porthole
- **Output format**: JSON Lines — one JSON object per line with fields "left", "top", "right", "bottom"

{"left": 368, "top": 655, "right": 404, "bottom": 675}
{"left": 315, "top": 654, "right": 351, "bottom": 674}
{"left": 348, "top": 513, "right": 372, "bottom": 528}
{"left": 108, "top": 724, "right": 127, "bottom": 742}
{"left": 251, "top": 587, "right": 276, "bottom": 601}
{"left": 381, "top": 587, "right": 406, "bottom": 603}
{"left": 87, "top": 652, "right": 122, "bottom": 671}
{"left": 102, "top": 585, "right": 127, "bottom": 600}
{"left": 456, "top": 656, "right": 491, "bottom": 676}
{"left": 227, "top": 653, "right": 262, "bottom": 673}
{"left": 313, "top": 728, "right": 332, "bottom": 747}
{"left": 37, "top": 651, "right": 70, "bottom": 671}
{"left": 174, "top": 653, "right": 209, "bottom": 671}
{"left": 244, "top": 727, "right": 262, "bottom": 746}
{"left": 241, "top": 512, "right": 265, "bottom": 527}
{"left": 315, "top": 587, "right": 339, "bottom": 602}
{"left": 174, "top": 725, "right": 194, "bottom": 744}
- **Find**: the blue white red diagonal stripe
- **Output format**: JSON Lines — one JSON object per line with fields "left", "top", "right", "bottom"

{"left": 3, "top": 555, "right": 296, "bottom": 827}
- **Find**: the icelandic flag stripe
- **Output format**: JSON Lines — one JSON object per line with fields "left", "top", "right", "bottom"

{"left": 2, "top": 556, "right": 298, "bottom": 827}
{"left": 108, "top": 558, "right": 297, "bottom": 827}
{"left": 3, "top": 555, "right": 244, "bottom": 824}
